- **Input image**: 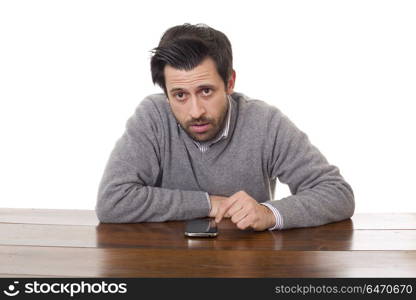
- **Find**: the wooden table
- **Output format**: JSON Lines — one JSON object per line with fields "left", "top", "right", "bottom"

{"left": 1, "top": 209, "right": 416, "bottom": 277}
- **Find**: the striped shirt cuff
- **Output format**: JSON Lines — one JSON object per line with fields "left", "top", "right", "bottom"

{"left": 260, "top": 203, "right": 284, "bottom": 230}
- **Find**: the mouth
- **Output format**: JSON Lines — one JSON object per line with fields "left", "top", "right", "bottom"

{"left": 190, "top": 123, "right": 211, "bottom": 134}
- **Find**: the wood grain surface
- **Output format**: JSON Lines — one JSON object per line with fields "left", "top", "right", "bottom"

{"left": 1, "top": 208, "right": 415, "bottom": 277}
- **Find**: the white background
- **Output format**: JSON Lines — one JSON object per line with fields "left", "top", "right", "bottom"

{"left": 0, "top": 0, "right": 415, "bottom": 212}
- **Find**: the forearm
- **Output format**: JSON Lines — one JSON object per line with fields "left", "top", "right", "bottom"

{"left": 96, "top": 182, "right": 210, "bottom": 223}
{"left": 265, "top": 180, "right": 354, "bottom": 229}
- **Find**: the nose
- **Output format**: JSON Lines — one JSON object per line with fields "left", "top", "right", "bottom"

{"left": 189, "top": 96, "right": 206, "bottom": 120}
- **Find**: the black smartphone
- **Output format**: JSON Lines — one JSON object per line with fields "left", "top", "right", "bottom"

{"left": 184, "top": 218, "right": 218, "bottom": 237}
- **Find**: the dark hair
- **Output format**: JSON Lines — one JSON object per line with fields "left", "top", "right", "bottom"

{"left": 150, "top": 23, "right": 233, "bottom": 94}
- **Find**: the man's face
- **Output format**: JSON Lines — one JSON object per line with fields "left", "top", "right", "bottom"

{"left": 164, "top": 57, "right": 235, "bottom": 142}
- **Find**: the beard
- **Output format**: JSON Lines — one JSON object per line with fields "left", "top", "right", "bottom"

{"left": 176, "top": 102, "right": 228, "bottom": 142}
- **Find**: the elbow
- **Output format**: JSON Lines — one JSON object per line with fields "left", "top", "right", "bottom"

{"left": 341, "top": 181, "right": 355, "bottom": 220}
{"left": 95, "top": 188, "right": 123, "bottom": 223}
{"left": 95, "top": 198, "right": 119, "bottom": 223}
{"left": 95, "top": 183, "right": 148, "bottom": 223}
{"left": 95, "top": 204, "right": 113, "bottom": 223}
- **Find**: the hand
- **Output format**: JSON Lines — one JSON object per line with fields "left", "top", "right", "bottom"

{"left": 208, "top": 195, "right": 231, "bottom": 218}
{"left": 215, "top": 191, "right": 276, "bottom": 231}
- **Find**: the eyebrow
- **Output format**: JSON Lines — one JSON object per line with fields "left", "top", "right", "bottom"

{"left": 169, "top": 84, "right": 215, "bottom": 94}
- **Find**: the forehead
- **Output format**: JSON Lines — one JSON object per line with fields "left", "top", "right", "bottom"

{"left": 164, "top": 57, "right": 222, "bottom": 90}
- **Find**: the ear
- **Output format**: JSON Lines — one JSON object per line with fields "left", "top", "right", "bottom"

{"left": 226, "top": 70, "right": 236, "bottom": 95}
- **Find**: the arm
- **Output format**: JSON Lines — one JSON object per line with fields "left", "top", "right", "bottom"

{"left": 263, "top": 109, "right": 355, "bottom": 230}
{"left": 95, "top": 98, "right": 210, "bottom": 223}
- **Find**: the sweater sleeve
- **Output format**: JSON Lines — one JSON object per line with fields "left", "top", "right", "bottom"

{"left": 95, "top": 97, "right": 210, "bottom": 223}
{"left": 263, "top": 108, "right": 355, "bottom": 230}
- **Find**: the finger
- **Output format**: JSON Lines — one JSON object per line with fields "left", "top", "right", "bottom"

{"left": 226, "top": 202, "right": 244, "bottom": 217}
{"left": 236, "top": 214, "right": 254, "bottom": 230}
{"left": 215, "top": 194, "right": 240, "bottom": 223}
{"left": 231, "top": 207, "right": 248, "bottom": 224}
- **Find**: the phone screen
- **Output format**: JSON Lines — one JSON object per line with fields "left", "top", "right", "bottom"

{"left": 184, "top": 218, "right": 218, "bottom": 237}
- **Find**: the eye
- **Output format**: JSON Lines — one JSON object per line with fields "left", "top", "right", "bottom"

{"left": 174, "top": 92, "right": 186, "bottom": 101}
{"left": 201, "top": 88, "right": 212, "bottom": 96}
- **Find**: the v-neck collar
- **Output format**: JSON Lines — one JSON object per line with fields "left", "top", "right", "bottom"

{"left": 191, "top": 94, "right": 232, "bottom": 152}
{"left": 178, "top": 94, "right": 238, "bottom": 161}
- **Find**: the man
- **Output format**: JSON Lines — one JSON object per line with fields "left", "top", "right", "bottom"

{"left": 95, "top": 23, "right": 354, "bottom": 231}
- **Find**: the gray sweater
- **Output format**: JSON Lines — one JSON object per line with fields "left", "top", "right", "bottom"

{"left": 95, "top": 92, "right": 354, "bottom": 229}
